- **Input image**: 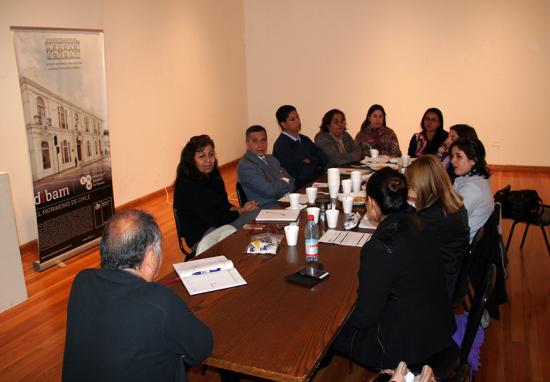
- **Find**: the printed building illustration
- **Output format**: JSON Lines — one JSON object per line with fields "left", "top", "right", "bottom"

{"left": 19, "top": 76, "right": 108, "bottom": 181}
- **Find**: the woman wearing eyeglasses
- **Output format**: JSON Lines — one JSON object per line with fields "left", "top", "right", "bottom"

{"left": 173, "top": 135, "right": 258, "bottom": 250}
{"left": 407, "top": 108, "right": 448, "bottom": 158}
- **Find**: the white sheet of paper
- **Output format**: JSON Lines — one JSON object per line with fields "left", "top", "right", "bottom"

{"left": 319, "top": 229, "right": 371, "bottom": 247}
{"left": 285, "top": 204, "right": 307, "bottom": 211}
{"left": 181, "top": 268, "right": 246, "bottom": 295}
{"left": 256, "top": 209, "right": 300, "bottom": 222}
{"left": 173, "top": 256, "right": 247, "bottom": 295}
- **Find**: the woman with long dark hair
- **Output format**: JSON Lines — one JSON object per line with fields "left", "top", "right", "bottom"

{"left": 173, "top": 135, "right": 258, "bottom": 249}
{"left": 407, "top": 108, "right": 448, "bottom": 158}
{"left": 355, "top": 104, "right": 401, "bottom": 157}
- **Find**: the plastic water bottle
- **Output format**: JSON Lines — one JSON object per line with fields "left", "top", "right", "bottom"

{"left": 304, "top": 215, "right": 319, "bottom": 263}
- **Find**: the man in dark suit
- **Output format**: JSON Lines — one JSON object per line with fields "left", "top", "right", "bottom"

{"left": 237, "top": 125, "right": 295, "bottom": 208}
{"left": 273, "top": 105, "right": 328, "bottom": 188}
{"left": 62, "top": 210, "right": 212, "bottom": 382}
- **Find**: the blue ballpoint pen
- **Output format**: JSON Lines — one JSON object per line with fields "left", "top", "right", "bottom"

{"left": 192, "top": 268, "right": 221, "bottom": 276}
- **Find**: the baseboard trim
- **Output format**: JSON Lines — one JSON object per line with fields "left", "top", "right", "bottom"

{"left": 116, "top": 187, "right": 173, "bottom": 211}
{"left": 19, "top": 158, "right": 242, "bottom": 254}
{"left": 488, "top": 164, "right": 550, "bottom": 173}
{"left": 19, "top": 240, "right": 37, "bottom": 255}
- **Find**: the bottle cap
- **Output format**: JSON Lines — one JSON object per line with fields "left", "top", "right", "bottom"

{"left": 307, "top": 215, "right": 314, "bottom": 221}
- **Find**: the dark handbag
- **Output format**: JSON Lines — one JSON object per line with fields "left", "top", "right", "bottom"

{"left": 497, "top": 189, "right": 543, "bottom": 220}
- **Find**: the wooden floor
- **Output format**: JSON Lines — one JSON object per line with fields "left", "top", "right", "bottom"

{"left": 0, "top": 166, "right": 548, "bottom": 382}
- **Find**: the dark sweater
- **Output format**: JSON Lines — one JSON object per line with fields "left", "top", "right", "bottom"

{"left": 273, "top": 133, "right": 328, "bottom": 189}
{"left": 417, "top": 202, "right": 470, "bottom": 299}
{"left": 62, "top": 269, "right": 212, "bottom": 382}
{"left": 174, "top": 173, "right": 238, "bottom": 247}
{"left": 334, "top": 210, "right": 455, "bottom": 369}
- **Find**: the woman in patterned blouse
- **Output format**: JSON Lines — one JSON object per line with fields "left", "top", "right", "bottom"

{"left": 355, "top": 104, "right": 402, "bottom": 157}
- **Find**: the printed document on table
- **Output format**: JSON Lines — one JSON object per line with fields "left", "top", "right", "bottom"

{"left": 256, "top": 209, "right": 300, "bottom": 222}
{"left": 173, "top": 256, "right": 247, "bottom": 295}
{"left": 319, "top": 229, "right": 371, "bottom": 247}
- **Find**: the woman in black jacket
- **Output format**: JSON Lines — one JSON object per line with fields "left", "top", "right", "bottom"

{"left": 332, "top": 167, "right": 455, "bottom": 370}
{"left": 406, "top": 155, "right": 470, "bottom": 299}
{"left": 173, "top": 135, "right": 258, "bottom": 249}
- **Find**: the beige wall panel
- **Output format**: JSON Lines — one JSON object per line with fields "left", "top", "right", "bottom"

{"left": 0, "top": 0, "right": 247, "bottom": 244}
{"left": 244, "top": 0, "right": 550, "bottom": 165}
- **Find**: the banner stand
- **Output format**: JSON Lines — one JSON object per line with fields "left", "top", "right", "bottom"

{"left": 32, "top": 237, "right": 100, "bottom": 272}
{"left": 12, "top": 27, "right": 114, "bottom": 270}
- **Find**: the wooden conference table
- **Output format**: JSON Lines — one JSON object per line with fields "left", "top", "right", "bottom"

{"left": 164, "top": 188, "right": 371, "bottom": 381}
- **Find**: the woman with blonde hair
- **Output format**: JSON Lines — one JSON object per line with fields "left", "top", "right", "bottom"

{"left": 406, "top": 155, "right": 469, "bottom": 299}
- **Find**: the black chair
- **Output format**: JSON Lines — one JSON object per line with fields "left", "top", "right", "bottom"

{"left": 454, "top": 363, "right": 470, "bottom": 382}
{"left": 173, "top": 206, "right": 195, "bottom": 261}
{"left": 236, "top": 182, "right": 248, "bottom": 207}
{"left": 512, "top": 204, "right": 550, "bottom": 255}
{"left": 434, "top": 264, "right": 496, "bottom": 382}
{"left": 455, "top": 263, "right": 496, "bottom": 382}
{"left": 452, "top": 228, "right": 485, "bottom": 307}
{"left": 493, "top": 202, "right": 509, "bottom": 279}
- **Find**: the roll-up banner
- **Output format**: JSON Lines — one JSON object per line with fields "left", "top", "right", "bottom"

{"left": 12, "top": 27, "right": 114, "bottom": 271}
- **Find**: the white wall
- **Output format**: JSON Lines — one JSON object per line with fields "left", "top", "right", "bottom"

{"left": 244, "top": 0, "right": 550, "bottom": 166}
{"left": 3, "top": 0, "right": 550, "bottom": 246}
{"left": 0, "top": 0, "right": 248, "bottom": 244}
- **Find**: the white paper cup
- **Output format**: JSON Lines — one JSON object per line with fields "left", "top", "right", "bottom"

{"left": 284, "top": 225, "right": 299, "bottom": 246}
{"left": 401, "top": 155, "right": 410, "bottom": 167}
{"left": 326, "top": 209, "right": 339, "bottom": 228}
{"left": 351, "top": 171, "right": 362, "bottom": 193}
{"left": 327, "top": 168, "right": 340, "bottom": 185}
{"left": 341, "top": 179, "right": 352, "bottom": 195}
{"left": 289, "top": 193, "right": 301, "bottom": 209}
{"left": 328, "top": 183, "right": 339, "bottom": 199}
{"left": 306, "top": 187, "right": 318, "bottom": 204}
{"left": 342, "top": 196, "right": 354, "bottom": 214}
{"left": 370, "top": 148, "right": 379, "bottom": 159}
{"left": 306, "top": 207, "right": 320, "bottom": 223}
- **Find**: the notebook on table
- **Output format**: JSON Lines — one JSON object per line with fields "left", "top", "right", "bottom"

{"left": 173, "top": 255, "right": 246, "bottom": 295}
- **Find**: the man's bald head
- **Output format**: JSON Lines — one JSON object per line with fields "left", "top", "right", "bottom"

{"left": 100, "top": 210, "right": 162, "bottom": 270}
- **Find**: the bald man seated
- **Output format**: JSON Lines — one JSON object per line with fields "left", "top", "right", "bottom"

{"left": 62, "top": 210, "right": 212, "bottom": 382}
